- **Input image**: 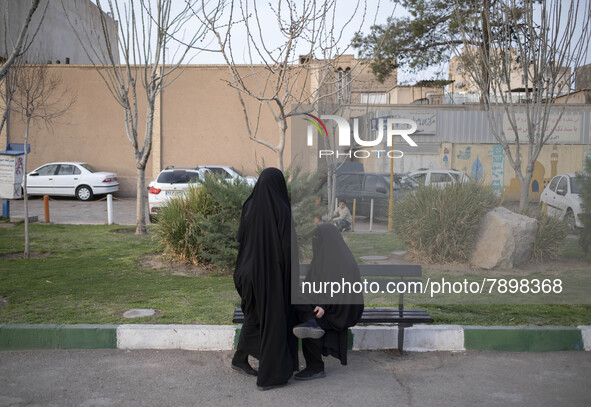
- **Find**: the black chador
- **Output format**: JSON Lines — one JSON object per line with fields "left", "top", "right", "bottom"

{"left": 232, "top": 167, "right": 299, "bottom": 389}
{"left": 295, "top": 223, "right": 364, "bottom": 376}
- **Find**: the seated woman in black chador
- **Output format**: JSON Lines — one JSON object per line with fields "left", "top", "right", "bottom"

{"left": 292, "top": 223, "right": 364, "bottom": 380}
{"left": 231, "top": 167, "right": 299, "bottom": 391}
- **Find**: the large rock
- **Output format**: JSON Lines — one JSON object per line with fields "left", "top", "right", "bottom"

{"left": 470, "top": 207, "right": 538, "bottom": 269}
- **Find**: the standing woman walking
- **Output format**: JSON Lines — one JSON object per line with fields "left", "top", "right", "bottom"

{"left": 231, "top": 167, "right": 299, "bottom": 390}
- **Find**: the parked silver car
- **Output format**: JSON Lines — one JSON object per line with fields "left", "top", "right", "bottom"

{"left": 540, "top": 173, "right": 583, "bottom": 229}
{"left": 148, "top": 166, "right": 206, "bottom": 222}
{"left": 25, "top": 162, "right": 119, "bottom": 201}
{"left": 408, "top": 168, "right": 469, "bottom": 187}
{"left": 198, "top": 165, "right": 257, "bottom": 186}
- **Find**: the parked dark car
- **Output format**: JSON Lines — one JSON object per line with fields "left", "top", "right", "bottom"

{"left": 323, "top": 172, "right": 419, "bottom": 221}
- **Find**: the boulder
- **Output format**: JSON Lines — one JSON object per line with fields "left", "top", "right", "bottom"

{"left": 470, "top": 207, "right": 538, "bottom": 269}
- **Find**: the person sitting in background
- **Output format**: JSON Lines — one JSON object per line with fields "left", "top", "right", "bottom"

{"left": 292, "top": 223, "right": 364, "bottom": 380}
{"left": 332, "top": 200, "right": 352, "bottom": 232}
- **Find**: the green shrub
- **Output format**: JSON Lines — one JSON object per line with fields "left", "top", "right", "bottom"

{"left": 285, "top": 167, "right": 325, "bottom": 259}
{"left": 531, "top": 212, "right": 567, "bottom": 262}
{"left": 153, "top": 177, "right": 252, "bottom": 273}
{"left": 393, "top": 182, "right": 500, "bottom": 263}
{"left": 577, "top": 157, "right": 591, "bottom": 256}
{"left": 154, "top": 167, "right": 324, "bottom": 272}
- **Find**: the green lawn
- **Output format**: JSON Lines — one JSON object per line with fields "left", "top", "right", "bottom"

{"left": 0, "top": 222, "right": 589, "bottom": 326}
{"left": 0, "top": 223, "right": 238, "bottom": 324}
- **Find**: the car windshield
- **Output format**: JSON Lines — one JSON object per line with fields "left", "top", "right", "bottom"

{"left": 570, "top": 176, "right": 582, "bottom": 194}
{"left": 157, "top": 171, "right": 201, "bottom": 184}
{"left": 230, "top": 167, "right": 243, "bottom": 177}
{"left": 397, "top": 175, "right": 420, "bottom": 189}
{"left": 80, "top": 163, "right": 95, "bottom": 173}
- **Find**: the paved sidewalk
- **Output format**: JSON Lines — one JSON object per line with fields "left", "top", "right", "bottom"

{"left": 1, "top": 349, "right": 590, "bottom": 407}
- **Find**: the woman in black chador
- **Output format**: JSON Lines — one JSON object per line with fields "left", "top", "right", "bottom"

{"left": 231, "top": 167, "right": 299, "bottom": 391}
{"left": 292, "top": 223, "right": 364, "bottom": 380}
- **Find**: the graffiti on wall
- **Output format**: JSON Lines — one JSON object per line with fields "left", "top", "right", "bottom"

{"left": 457, "top": 147, "right": 471, "bottom": 160}
{"left": 505, "top": 145, "right": 560, "bottom": 200}
{"left": 503, "top": 112, "right": 582, "bottom": 143}
{"left": 490, "top": 145, "right": 505, "bottom": 194}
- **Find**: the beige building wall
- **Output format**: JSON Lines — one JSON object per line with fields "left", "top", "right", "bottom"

{"left": 5, "top": 64, "right": 588, "bottom": 201}
{"left": 555, "top": 90, "right": 591, "bottom": 104}
{"left": 159, "top": 65, "right": 289, "bottom": 178}
{"left": 5, "top": 64, "right": 303, "bottom": 196}
{"left": 5, "top": 65, "right": 145, "bottom": 196}
{"left": 315, "top": 55, "right": 398, "bottom": 105}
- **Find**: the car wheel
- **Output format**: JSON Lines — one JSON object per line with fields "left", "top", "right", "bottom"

{"left": 564, "top": 209, "right": 576, "bottom": 232}
{"left": 76, "top": 185, "right": 94, "bottom": 201}
{"left": 149, "top": 214, "right": 158, "bottom": 223}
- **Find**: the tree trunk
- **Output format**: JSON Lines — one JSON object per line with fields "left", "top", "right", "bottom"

{"left": 135, "top": 166, "right": 147, "bottom": 234}
{"left": 23, "top": 117, "right": 31, "bottom": 259}
{"left": 480, "top": 0, "right": 491, "bottom": 104}
{"left": 519, "top": 172, "right": 532, "bottom": 212}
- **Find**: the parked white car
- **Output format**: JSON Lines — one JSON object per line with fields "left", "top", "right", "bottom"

{"left": 408, "top": 168, "right": 469, "bottom": 187}
{"left": 198, "top": 165, "right": 257, "bottom": 186}
{"left": 148, "top": 167, "right": 206, "bottom": 222}
{"left": 24, "top": 162, "right": 119, "bottom": 201}
{"left": 540, "top": 173, "right": 583, "bottom": 229}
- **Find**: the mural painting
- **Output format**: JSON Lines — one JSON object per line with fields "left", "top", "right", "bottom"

{"left": 505, "top": 145, "right": 560, "bottom": 201}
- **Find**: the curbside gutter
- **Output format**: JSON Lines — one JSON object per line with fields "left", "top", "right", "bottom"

{"left": 2, "top": 324, "right": 590, "bottom": 352}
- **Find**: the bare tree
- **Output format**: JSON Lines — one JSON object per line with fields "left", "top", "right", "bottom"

{"left": 196, "top": 0, "right": 383, "bottom": 171}
{"left": 0, "top": 0, "right": 43, "bottom": 81}
{"left": 1, "top": 61, "right": 75, "bottom": 258}
{"left": 455, "top": 0, "right": 591, "bottom": 209}
{"left": 1, "top": 0, "right": 47, "bottom": 136}
{"left": 64, "top": 0, "right": 219, "bottom": 234}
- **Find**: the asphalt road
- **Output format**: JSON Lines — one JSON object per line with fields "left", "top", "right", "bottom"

{"left": 1, "top": 349, "right": 590, "bottom": 407}
{"left": 6, "top": 196, "right": 145, "bottom": 226}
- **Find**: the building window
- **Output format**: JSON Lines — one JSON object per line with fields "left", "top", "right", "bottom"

{"left": 344, "top": 68, "right": 351, "bottom": 103}
{"left": 360, "top": 93, "right": 388, "bottom": 104}
{"left": 337, "top": 68, "right": 351, "bottom": 103}
{"left": 337, "top": 69, "right": 343, "bottom": 104}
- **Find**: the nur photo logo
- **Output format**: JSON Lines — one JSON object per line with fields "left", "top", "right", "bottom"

{"left": 303, "top": 114, "right": 419, "bottom": 159}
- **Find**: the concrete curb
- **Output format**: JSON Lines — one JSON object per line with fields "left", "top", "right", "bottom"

{"left": 351, "top": 325, "right": 465, "bottom": 352}
{"left": 2, "top": 324, "right": 590, "bottom": 352}
{"left": 578, "top": 325, "right": 591, "bottom": 351}
{"left": 117, "top": 325, "right": 236, "bottom": 351}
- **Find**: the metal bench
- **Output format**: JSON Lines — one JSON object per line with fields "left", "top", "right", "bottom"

{"left": 232, "top": 263, "right": 433, "bottom": 354}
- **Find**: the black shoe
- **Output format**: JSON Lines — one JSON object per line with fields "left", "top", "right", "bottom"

{"left": 293, "top": 319, "right": 325, "bottom": 339}
{"left": 294, "top": 369, "right": 327, "bottom": 381}
{"left": 257, "top": 382, "right": 288, "bottom": 391}
{"left": 231, "top": 360, "right": 258, "bottom": 376}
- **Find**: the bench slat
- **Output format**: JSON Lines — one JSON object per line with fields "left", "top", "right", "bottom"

{"left": 232, "top": 307, "right": 434, "bottom": 324}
